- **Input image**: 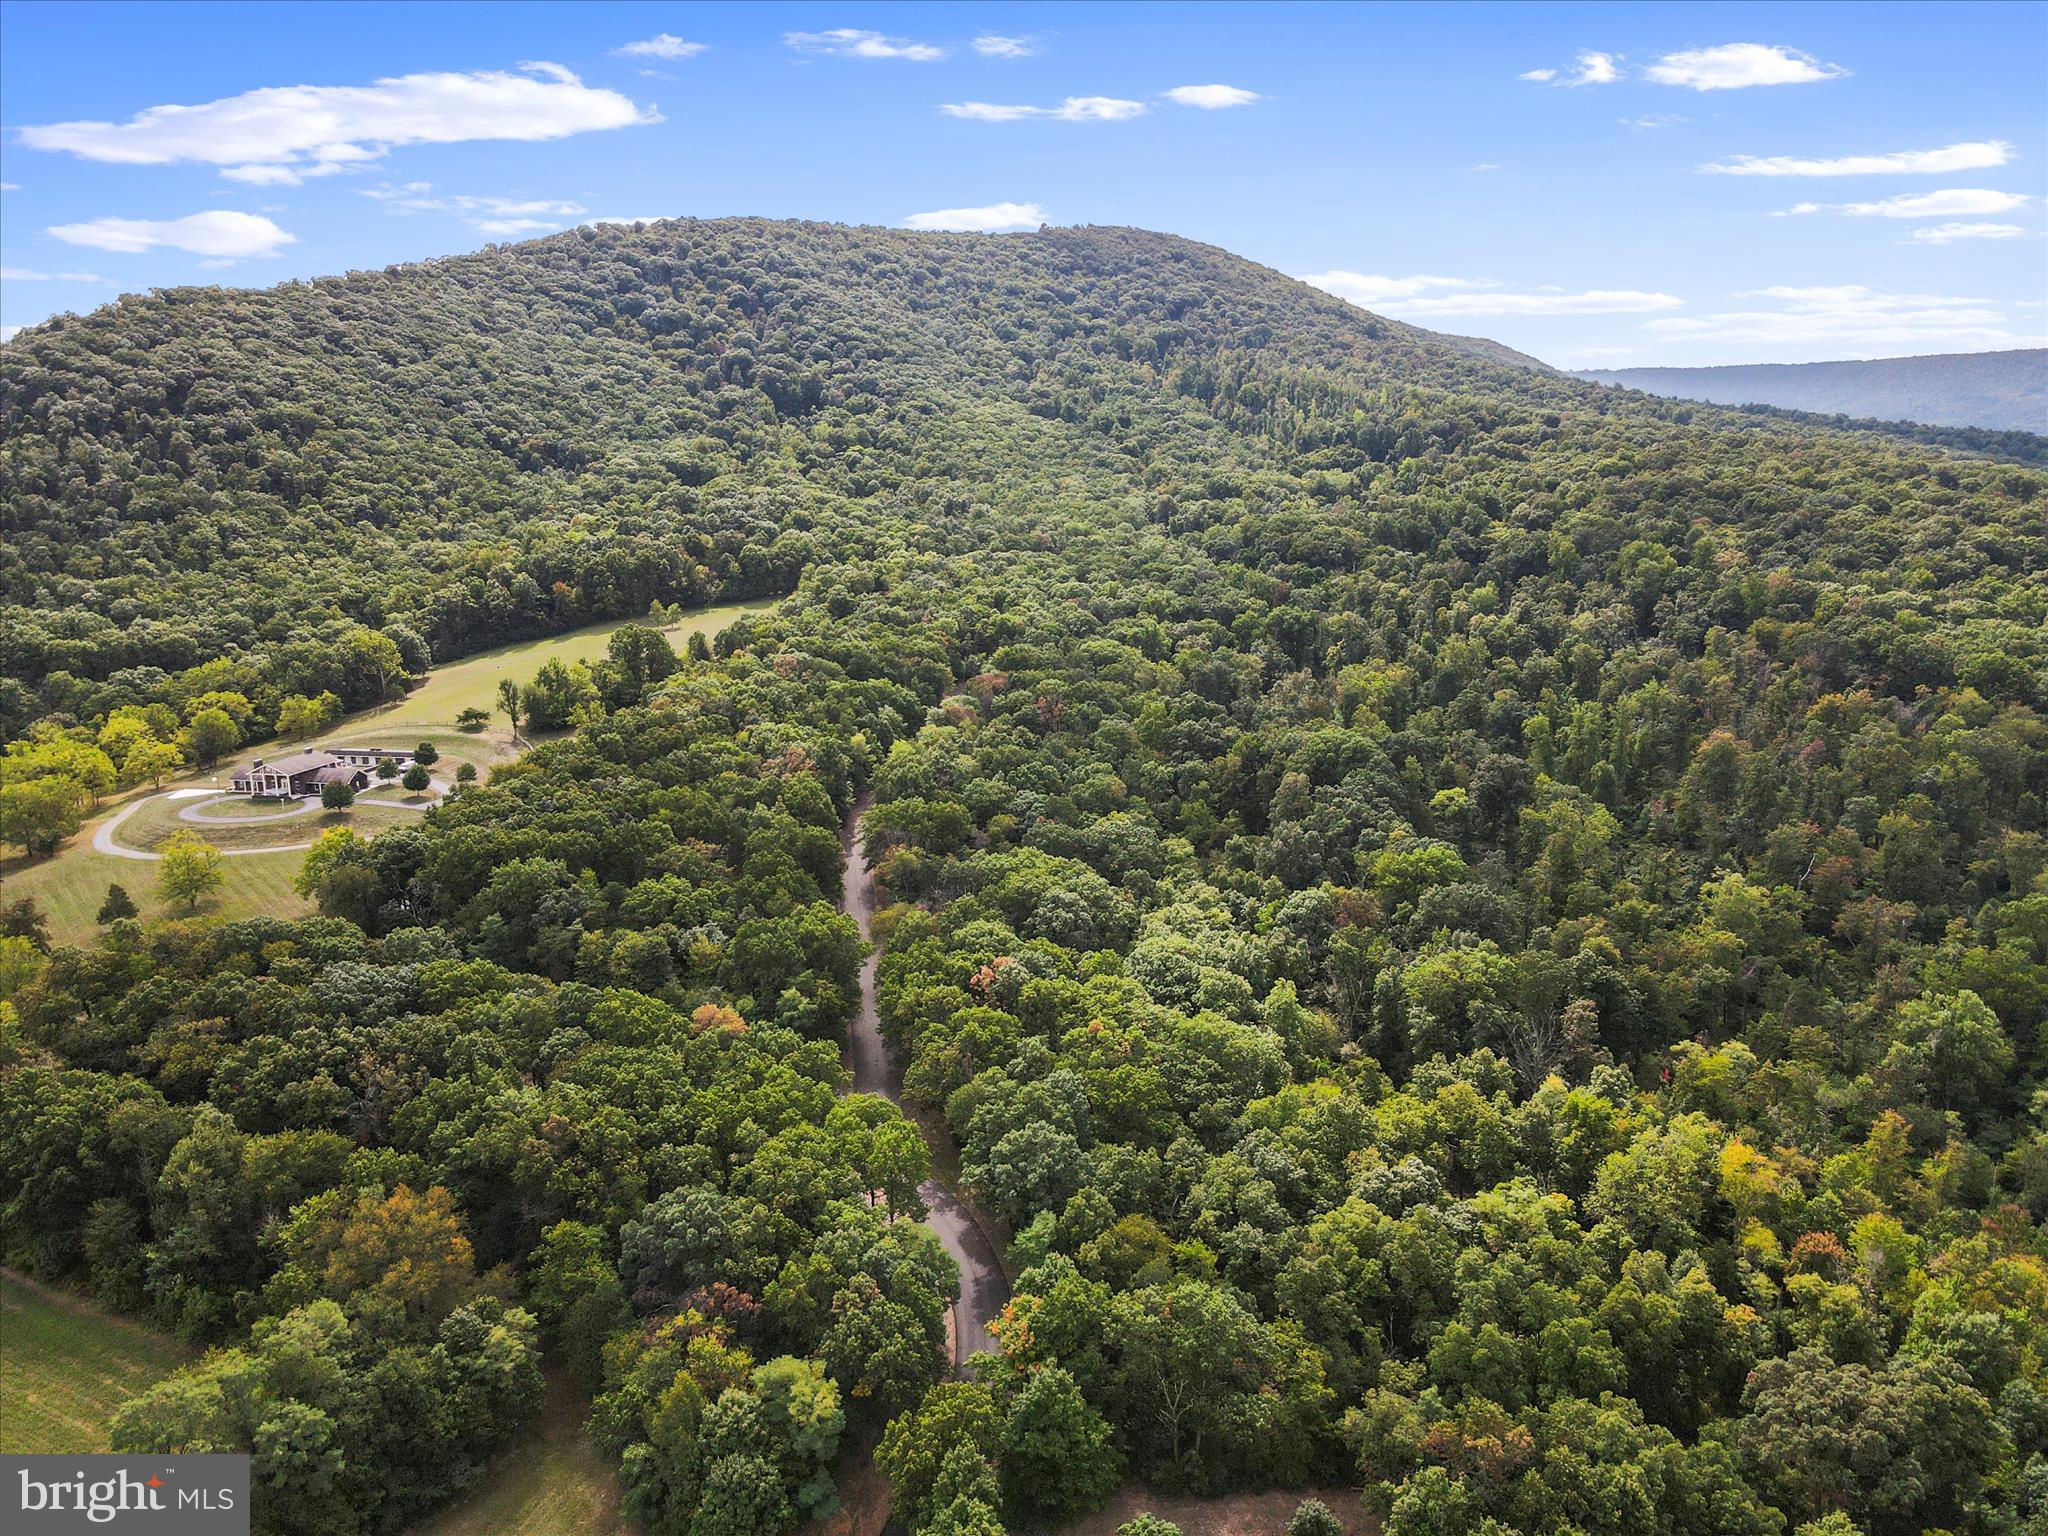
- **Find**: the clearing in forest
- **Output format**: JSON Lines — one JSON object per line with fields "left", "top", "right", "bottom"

{"left": 0, "top": 1272, "right": 195, "bottom": 1453}
{"left": 0, "top": 599, "right": 775, "bottom": 947}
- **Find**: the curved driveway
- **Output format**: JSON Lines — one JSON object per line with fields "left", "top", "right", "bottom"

{"left": 91, "top": 791, "right": 434, "bottom": 860}
{"left": 839, "top": 793, "right": 1010, "bottom": 1371}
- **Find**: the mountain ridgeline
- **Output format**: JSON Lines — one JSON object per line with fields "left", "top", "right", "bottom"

{"left": 4, "top": 218, "right": 2039, "bottom": 742}
{"left": 1576, "top": 347, "right": 2047, "bottom": 435}
{"left": 3, "top": 221, "right": 2046, "bottom": 1536}
{"left": 0, "top": 219, "right": 1574, "bottom": 738}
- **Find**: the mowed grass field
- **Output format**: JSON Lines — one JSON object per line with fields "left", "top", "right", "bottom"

{"left": 362, "top": 598, "right": 776, "bottom": 738}
{"left": 408, "top": 1374, "right": 630, "bottom": 1536}
{"left": 117, "top": 795, "right": 424, "bottom": 853}
{"left": 1, "top": 598, "right": 777, "bottom": 948}
{"left": 0, "top": 1273, "right": 195, "bottom": 1453}
{"left": 0, "top": 842, "right": 311, "bottom": 940}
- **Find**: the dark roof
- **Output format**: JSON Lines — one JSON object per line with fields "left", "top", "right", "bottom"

{"left": 253, "top": 750, "right": 341, "bottom": 776}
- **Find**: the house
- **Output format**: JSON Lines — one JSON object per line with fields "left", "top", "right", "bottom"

{"left": 231, "top": 751, "right": 371, "bottom": 798}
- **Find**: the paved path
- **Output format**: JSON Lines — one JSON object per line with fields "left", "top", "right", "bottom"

{"left": 839, "top": 792, "right": 1010, "bottom": 1370}
{"left": 175, "top": 791, "right": 438, "bottom": 826}
{"left": 91, "top": 791, "right": 435, "bottom": 860}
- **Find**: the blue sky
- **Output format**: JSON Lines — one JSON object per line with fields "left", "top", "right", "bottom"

{"left": 3, "top": 0, "right": 2043, "bottom": 364}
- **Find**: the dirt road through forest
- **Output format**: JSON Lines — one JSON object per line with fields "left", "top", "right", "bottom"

{"left": 838, "top": 792, "right": 1008, "bottom": 1369}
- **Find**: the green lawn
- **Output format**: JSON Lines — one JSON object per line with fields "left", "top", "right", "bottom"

{"left": 362, "top": 599, "right": 775, "bottom": 738}
{"left": 0, "top": 1273, "right": 194, "bottom": 1453}
{"left": 112, "top": 795, "right": 421, "bottom": 854}
{"left": 0, "top": 841, "right": 312, "bottom": 940}
{"left": 2, "top": 599, "right": 776, "bottom": 948}
{"left": 0, "top": 1274, "right": 625, "bottom": 1530}
{"left": 409, "top": 1373, "right": 630, "bottom": 1536}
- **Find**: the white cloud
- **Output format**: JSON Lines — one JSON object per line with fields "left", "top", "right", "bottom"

{"left": 1301, "top": 271, "right": 1683, "bottom": 316}
{"left": 222, "top": 164, "right": 311, "bottom": 187}
{"left": 0, "top": 183, "right": 19, "bottom": 192}
{"left": 902, "top": 201, "right": 1046, "bottom": 232}
{"left": 1775, "top": 188, "right": 2033, "bottom": 222}
{"left": 1703, "top": 139, "right": 2016, "bottom": 177}
{"left": 1905, "top": 222, "right": 2029, "bottom": 245}
{"left": 1621, "top": 114, "right": 1687, "bottom": 130}
{"left": 940, "top": 96, "right": 1146, "bottom": 122}
{"left": 1570, "top": 51, "right": 1621, "bottom": 85}
{"left": 1645, "top": 284, "right": 2037, "bottom": 351}
{"left": 785, "top": 29, "right": 945, "bottom": 61}
{"left": 1526, "top": 43, "right": 1846, "bottom": 92}
{"left": 220, "top": 156, "right": 365, "bottom": 187}
{"left": 972, "top": 35, "right": 1038, "bottom": 58}
{"left": 363, "top": 184, "right": 587, "bottom": 236}
{"left": 1401, "top": 289, "right": 1683, "bottom": 317}
{"left": 1565, "top": 346, "right": 1638, "bottom": 358}
{"left": 1522, "top": 51, "right": 1620, "bottom": 87}
{"left": 19, "top": 63, "right": 654, "bottom": 183}
{"left": 1472, "top": 163, "right": 1502, "bottom": 172}
{"left": 585, "top": 214, "right": 672, "bottom": 226}
{"left": 0, "top": 265, "right": 111, "bottom": 282}
{"left": 48, "top": 210, "right": 295, "bottom": 258}
{"left": 1645, "top": 43, "right": 1845, "bottom": 90}
{"left": 1165, "top": 84, "right": 1261, "bottom": 109}
{"left": 1838, "top": 188, "right": 2030, "bottom": 219}
{"left": 1301, "top": 273, "right": 1496, "bottom": 304}
{"left": 615, "top": 34, "right": 705, "bottom": 60}
{"left": 0, "top": 325, "right": 20, "bottom": 342}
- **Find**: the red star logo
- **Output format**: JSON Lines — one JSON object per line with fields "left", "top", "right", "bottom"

{"left": 147, "top": 1476, "right": 163, "bottom": 1488}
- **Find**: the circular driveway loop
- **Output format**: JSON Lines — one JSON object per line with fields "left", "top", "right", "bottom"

{"left": 92, "top": 789, "right": 438, "bottom": 861}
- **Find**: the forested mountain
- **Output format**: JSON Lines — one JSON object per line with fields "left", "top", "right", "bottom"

{"left": 6, "top": 220, "right": 2035, "bottom": 742}
{"left": 1576, "top": 348, "right": 2047, "bottom": 434}
{"left": 3, "top": 220, "right": 2046, "bottom": 1536}
{"left": 0, "top": 219, "right": 1566, "bottom": 742}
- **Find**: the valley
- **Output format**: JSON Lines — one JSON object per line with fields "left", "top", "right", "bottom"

{"left": 1575, "top": 347, "right": 2046, "bottom": 435}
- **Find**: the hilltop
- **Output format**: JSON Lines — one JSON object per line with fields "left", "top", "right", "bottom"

{"left": 6, "top": 218, "right": 2035, "bottom": 745}
{"left": 0, "top": 218, "right": 1585, "bottom": 732}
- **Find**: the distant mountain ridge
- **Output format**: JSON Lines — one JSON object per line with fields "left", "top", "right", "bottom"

{"left": 1572, "top": 348, "right": 2046, "bottom": 433}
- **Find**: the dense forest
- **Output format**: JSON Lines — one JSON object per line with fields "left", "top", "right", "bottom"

{"left": 3, "top": 220, "right": 2046, "bottom": 1536}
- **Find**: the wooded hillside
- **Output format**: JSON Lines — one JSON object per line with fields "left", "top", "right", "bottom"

{"left": 3, "top": 220, "right": 2045, "bottom": 1536}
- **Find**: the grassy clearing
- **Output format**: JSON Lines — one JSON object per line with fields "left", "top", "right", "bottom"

{"left": 111, "top": 795, "right": 422, "bottom": 854}
{"left": 408, "top": 1373, "right": 628, "bottom": 1536}
{"left": 0, "top": 1272, "right": 194, "bottom": 1454}
{"left": 3, "top": 599, "right": 775, "bottom": 948}
{"left": 0, "top": 841, "right": 311, "bottom": 939}
{"left": 1060, "top": 1485, "right": 1374, "bottom": 1536}
{"left": 364, "top": 599, "right": 775, "bottom": 739}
